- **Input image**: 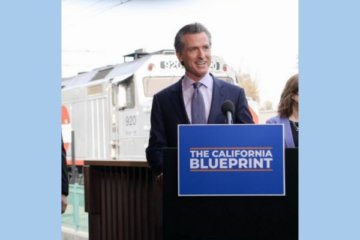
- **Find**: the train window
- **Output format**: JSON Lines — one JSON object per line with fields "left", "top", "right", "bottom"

{"left": 91, "top": 67, "right": 113, "bottom": 81}
{"left": 117, "top": 85, "right": 127, "bottom": 109}
{"left": 143, "top": 76, "right": 180, "bottom": 97}
{"left": 117, "top": 78, "right": 135, "bottom": 109}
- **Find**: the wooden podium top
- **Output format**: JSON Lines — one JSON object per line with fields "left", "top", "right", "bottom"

{"left": 84, "top": 159, "right": 149, "bottom": 168}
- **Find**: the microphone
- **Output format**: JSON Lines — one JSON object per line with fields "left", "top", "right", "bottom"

{"left": 221, "top": 100, "right": 235, "bottom": 124}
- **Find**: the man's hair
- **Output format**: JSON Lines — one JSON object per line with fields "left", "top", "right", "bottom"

{"left": 174, "top": 23, "right": 212, "bottom": 53}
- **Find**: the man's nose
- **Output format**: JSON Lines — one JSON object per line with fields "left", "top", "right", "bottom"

{"left": 198, "top": 49, "right": 205, "bottom": 58}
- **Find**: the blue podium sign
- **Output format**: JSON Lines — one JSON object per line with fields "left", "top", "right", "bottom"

{"left": 178, "top": 124, "right": 285, "bottom": 196}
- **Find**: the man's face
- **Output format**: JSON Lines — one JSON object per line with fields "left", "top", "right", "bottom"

{"left": 176, "top": 32, "right": 212, "bottom": 81}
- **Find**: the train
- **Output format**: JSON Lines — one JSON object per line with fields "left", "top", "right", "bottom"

{"left": 61, "top": 49, "right": 258, "bottom": 165}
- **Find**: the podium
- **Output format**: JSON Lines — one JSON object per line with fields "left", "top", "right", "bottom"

{"left": 162, "top": 148, "right": 298, "bottom": 240}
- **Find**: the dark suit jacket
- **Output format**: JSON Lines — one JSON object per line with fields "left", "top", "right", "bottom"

{"left": 62, "top": 137, "right": 69, "bottom": 196}
{"left": 146, "top": 75, "right": 254, "bottom": 175}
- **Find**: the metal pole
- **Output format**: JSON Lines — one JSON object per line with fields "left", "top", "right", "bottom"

{"left": 70, "top": 130, "right": 81, "bottom": 230}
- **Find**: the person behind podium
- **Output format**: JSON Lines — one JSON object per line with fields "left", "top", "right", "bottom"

{"left": 146, "top": 22, "right": 254, "bottom": 176}
{"left": 266, "top": 73, "right": 299, "bottom": 148}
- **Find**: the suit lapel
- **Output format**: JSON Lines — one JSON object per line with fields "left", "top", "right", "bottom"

{"left": 169, "top": 78, "right": 190, "bottom": 124}
{"left": 208, "top": 77, "right": 226, "bottom": 123}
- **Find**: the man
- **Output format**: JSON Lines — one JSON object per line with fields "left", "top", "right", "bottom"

{"left": 146, "top": 23, "right": 254, "bottom": 176}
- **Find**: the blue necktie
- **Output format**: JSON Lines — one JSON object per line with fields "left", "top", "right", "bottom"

{"left": 191, "top": 82, "right": 206, "bottom": 124}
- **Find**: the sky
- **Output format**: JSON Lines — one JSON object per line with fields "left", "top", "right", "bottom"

{"left": 62, "top": 0, "right": 298, "bottom": 107}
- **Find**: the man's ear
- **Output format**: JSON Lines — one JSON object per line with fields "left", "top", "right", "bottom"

{"left": 176, "top": 52, "right": 184, "bottom": 66}
{"left": 176, "top": 52, "right": 183, "bottom": 62}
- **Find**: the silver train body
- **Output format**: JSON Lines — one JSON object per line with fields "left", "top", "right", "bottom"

{"left": 61, "top": 50, "right": 238, "bottom": 162}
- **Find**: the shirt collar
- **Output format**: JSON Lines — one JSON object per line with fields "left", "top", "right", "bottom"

{"left": 182, "top": 73, "right": 212, "bottom": 90}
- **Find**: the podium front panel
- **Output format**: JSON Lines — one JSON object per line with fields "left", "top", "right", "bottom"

{"left": 163, "top": 148, "right": 298, "bottom": 240}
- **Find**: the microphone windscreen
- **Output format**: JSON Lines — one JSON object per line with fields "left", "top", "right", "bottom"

{"left": 221, "top": 100, "right": 235, "bottom": 115}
